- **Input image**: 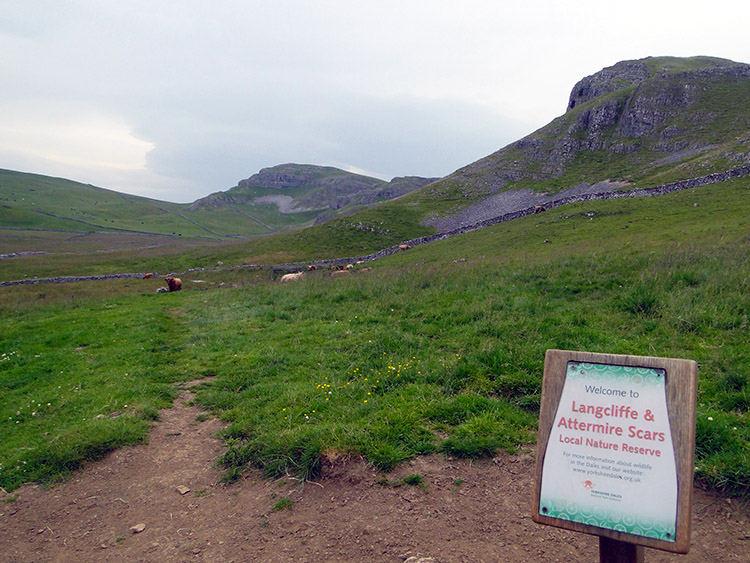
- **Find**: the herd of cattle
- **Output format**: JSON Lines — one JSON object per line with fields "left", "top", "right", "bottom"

{"left": 279, "top": 262, "right": 374, "bottom": 283}
{"left": 143, "top": 243, "right": 412, "bottom": 291}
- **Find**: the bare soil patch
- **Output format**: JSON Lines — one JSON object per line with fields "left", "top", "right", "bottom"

{"left": 2, "top": 383, "right": 748, "bottom": 562}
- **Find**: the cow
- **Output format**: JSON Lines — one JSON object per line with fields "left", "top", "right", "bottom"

{"left": 534, "top": 205, "right": 546, "bottom": 213}
{"left": 359, "top": 267, "right": 373, "bottom": 273}
{"left": 142, "top": 272, "right": 154, "bottom": 279}
{"left": 279, "top": 272, "right": 305, "bottom": 283}
{"left": 330, "top": 270, "right": 351, "bottom": 278}
{"left": 165, "top": 277, "right": 182, "bottom": 292}
{"left": 398, "top": 244, "right": 411, "bottom": 251}
{"left": 307, "top": 265, "right": 317, "bottom": 271}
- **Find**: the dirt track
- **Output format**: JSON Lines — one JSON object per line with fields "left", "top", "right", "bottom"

{"left": 1, "top": 383, "right": 748, "bottom": 562}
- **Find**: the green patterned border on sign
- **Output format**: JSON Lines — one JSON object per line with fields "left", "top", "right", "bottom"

{"left": 566, "top": 362, "right": 666, "bottom": 388}
{"left": 539, "top": 495, "right": 676, "bottom": 541}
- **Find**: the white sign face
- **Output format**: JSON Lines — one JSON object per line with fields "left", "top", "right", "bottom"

{"left": 539, "top": 361, "right": 677, "bottom": 542}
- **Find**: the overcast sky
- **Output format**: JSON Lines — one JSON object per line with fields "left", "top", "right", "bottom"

{"left": 1, "top": 1, "right": 747, "bottom": 203}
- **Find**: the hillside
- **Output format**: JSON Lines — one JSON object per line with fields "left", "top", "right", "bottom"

{"left": 0, "top": 166, "right": 436, "bottom": 239}
{"left": 351, "top": 56, "right": 750, "bottom": 236}
{"left": 0, "top": 169, "right": 259, "bottom": 239}
{"left": 189, "top": 163, "right": 437, "bottom": 228}
{"left": 3, "top": 55, "right": 747, "bottom": 252}
{"left": 1, "top": 175, "right": 748, "bottom": 503}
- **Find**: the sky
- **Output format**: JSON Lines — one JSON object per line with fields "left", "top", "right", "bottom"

{"left": 1, "top": 1, "right": 748, "bottom": 203}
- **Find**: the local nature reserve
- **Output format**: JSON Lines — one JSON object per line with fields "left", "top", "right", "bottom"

{"left": 1, "top": 55, "right": 749, "bottom": 562}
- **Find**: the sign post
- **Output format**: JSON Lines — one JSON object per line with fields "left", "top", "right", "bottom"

{"left": 532, "top": 350, "right": 697, "bottom": 559}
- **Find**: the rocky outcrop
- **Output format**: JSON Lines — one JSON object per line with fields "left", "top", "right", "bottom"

{"left": 190, "top": 165, "right": 436, "bottom": 219}
{"left": 565, "top": 57, "right": 750, "bottom": 146}
{"left": 567, "top": 59, "right": 650, "bottom": 110}
{"left": 238, "top": 164, "right": 385, "bottom": 192}
{"left": 449, "top": 56, "right": 750, "bottom": 196}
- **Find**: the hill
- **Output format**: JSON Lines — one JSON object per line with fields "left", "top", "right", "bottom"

{"left": 348, "top": 56, "right": 750, "bottom": 236}
{"left": 189, "top": 163, "right": 437, "bottom": 229}
{"left": 2, "top": 55, "right": 749, "bottom": 281}
{"left": 0, "top": 169, "right": 256, "bottom": 239}
{"left": 0, "top": 165, "right": 437, "bottom": 240}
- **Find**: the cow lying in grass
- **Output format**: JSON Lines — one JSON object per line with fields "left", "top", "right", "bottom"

{"left": 330, "top": 270, "right": 351, "bottom": 278}
{"left": 165, "top": 277, "right": 182, "bottom": 292}
{"left": 279, "top": 272, "right": 304, "bottom": 282}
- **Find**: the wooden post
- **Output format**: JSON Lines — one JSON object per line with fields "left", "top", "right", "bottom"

{"left": 599, "top": 537, "right": 644, "bottom": 563}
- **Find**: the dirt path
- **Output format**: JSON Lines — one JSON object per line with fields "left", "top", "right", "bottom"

{"left": 1, "top": 383, "right": 748, "bottom": 562}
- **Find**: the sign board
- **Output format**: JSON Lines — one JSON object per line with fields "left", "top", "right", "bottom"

{"left": 532, "top": 350, "right": 697, "bottom": 554}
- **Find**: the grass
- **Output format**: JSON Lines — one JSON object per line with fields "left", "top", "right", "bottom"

{"left": 272, "top": 497, "right": 294, "bottom": 511}
{"left": 377, "top": 473, "right": 428, "bottom": 493}
{"left": 403, "top": 474, "right": 428, "bottom": 493}
{"left": 0, "top": 166, "right": 422, "bottom": 245}
{"left": 0, "top": 179, "right": 748, "bottom": 499}
{"left": 0, "top": 294, "right": 189, "bottom": 490}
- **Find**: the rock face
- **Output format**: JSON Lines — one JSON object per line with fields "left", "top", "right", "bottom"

{"left": 238, "top": 164, "right": 380, "bottom": 192}
{"left": 567, "top": 59, "right": 650, "bottom": 110}
{"left": 446, "top": 56, "right": 750, "bottom": 193}
{"left": 190, "top": 164, "right": 437, "bottom": 217}
{"left": 565, "top": 57, "right": 749, "bottom": 146}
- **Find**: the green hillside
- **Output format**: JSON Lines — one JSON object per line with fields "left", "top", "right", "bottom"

{"left": 0, "top": 165, "right": 436, "bottom": 240}
{"left": 0, "top": 168, "right": 340, "bottom": 239}
{"left": 0, "top": 170, "right": 218, "bottom": 237}
{"left": 331, "top": 56, "right": 750, "bottom": 235}
{"left": 1, "top": 175, "right": 748, "bottom": 498}
{"left": 0, "top": 55, "right": 748, "bottom": 499}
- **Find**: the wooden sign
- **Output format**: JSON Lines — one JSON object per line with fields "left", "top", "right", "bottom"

{"left": 532, "top": 350, "right": 697, "bottom": 554}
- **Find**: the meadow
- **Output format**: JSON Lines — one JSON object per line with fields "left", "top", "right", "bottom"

{"left": 1, "top": 180, "right": 748, "bottom": 498}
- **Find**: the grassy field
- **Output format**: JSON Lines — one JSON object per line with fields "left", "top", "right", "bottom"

{"left": 0, "top": 168, "right": 313, "bottom": 240}
{"left": 1, "top": 179, "right": 748, "bottom": 498}
{"left": 0, "top": 201, "right": 435, "bottom": 282}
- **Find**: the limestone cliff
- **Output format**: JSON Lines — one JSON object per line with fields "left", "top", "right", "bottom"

{"left": 445, "top": 56, "right": 750, "bottom": 195}
{"left": 189, "top": 164, "right": 437, "bottom": 228}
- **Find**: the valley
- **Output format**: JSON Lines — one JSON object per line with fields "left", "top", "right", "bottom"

{"left": 0, "top": 55, "right": 748, "bottom": 561}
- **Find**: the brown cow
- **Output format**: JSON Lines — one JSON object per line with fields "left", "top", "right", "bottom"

{"left": 398, "top": 244, "right": 411, "bottom": 251}
{"left": 307, "top": 265, "right": 317, "bottom": 271}
{"left": 142, "top": 272, "right": 154, "bottom": 279}
{"left": 534, "top": 205, "right": 546, "bottom": 213}
{"left": 165, "top": 277, "right": 182, "bottom": 292}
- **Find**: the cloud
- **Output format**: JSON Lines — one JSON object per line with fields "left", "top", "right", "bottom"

{"left": 136, "top": 88, "right": 530, "bottom": 195}
{"left": 0, "top": 1, "right": 748, "bottom": 202}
